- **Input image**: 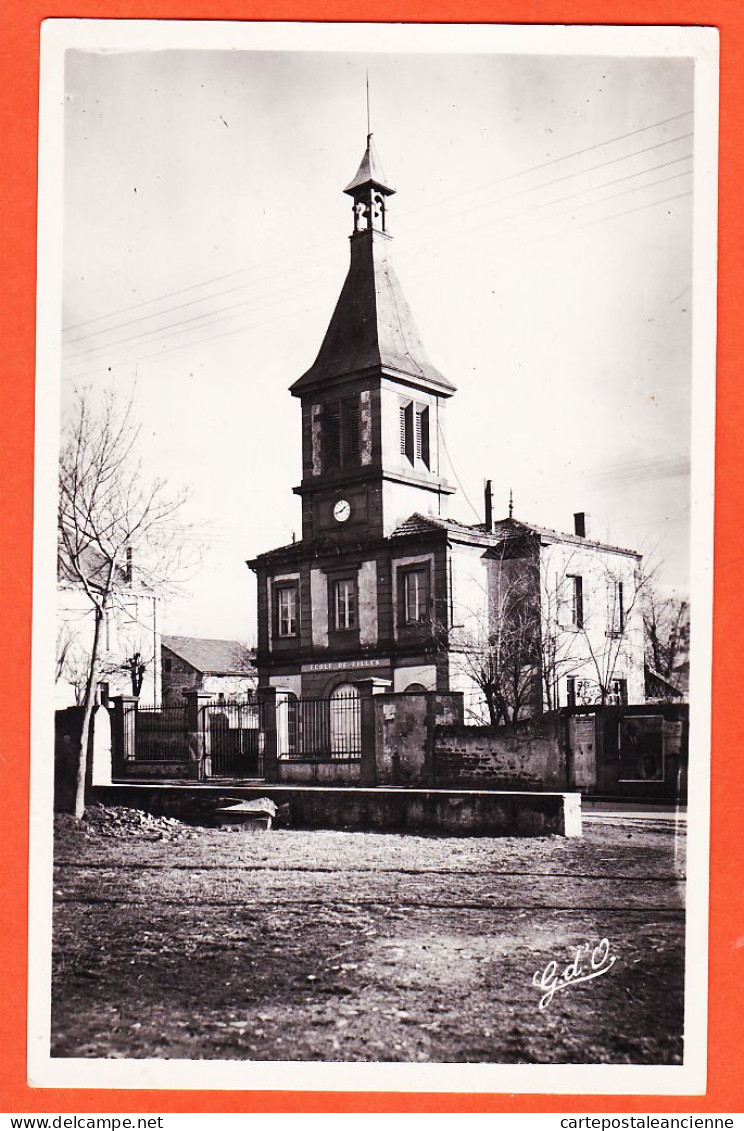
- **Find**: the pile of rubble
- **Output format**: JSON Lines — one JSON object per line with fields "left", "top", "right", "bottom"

{"left": 55, "top": 804, "right": 193, "bottom": 841}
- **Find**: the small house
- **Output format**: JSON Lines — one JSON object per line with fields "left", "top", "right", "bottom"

{"left": 161, "top": 635, "right": 257, "bottom": 705}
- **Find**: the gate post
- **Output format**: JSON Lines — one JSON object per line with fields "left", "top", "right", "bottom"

{"left": 257, "top": 687, "right": 292, "bottom": 782}
{"left": 257, "top": 687, "right": 282, "bottom": 783}
{"left": 184, "top": 690, "right": 214, "bottom": 780}
{"left": 355, "top": 678, "right": 391, "bottom": 786}
{"left": 111, "top": 695, "right": 137, "bottom": 778}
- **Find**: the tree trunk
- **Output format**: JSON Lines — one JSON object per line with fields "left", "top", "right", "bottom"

{"left": 74, "top": 604, "right": 104, "bottom": 819}
{"left": 485, "top": 688, "right": 498, "bottom": 726}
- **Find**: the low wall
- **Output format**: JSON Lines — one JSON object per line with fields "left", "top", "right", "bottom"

{"left": 433, "top": 712, "right": 566, "bottom": 790}
{"left": 282, "top": 786, "right": 580, "bottom": 837}
{"left": 92, "top": 783, "right": 581, "bottom": 837}
{"left": 119, "top": 760, "right": 194, "bottom": 780}
{"left": 276, "top": 760, "right": 361, "bottom": 785}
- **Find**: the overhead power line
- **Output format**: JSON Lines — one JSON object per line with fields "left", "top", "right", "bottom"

{"left": 399, "top": 133, "right": 693, "bottom": 240}
{"left": 64, "top": 152, "right": 693, "bottom": 369}
{"left": 63, "top": 303, "right": 310, "bottom": 382}
{"left": 64, "top": 186, "right": 692, "bottom": 383}
{"left": 532, "top": 190, "right": 693, "bottom": 246}
{"left": 63, "top": 270, "right": 337, "bottom": 365}
{"left": 436, "top": 422, "right": 482, "bottom": 523}
{"left": 404, "top": 109, "right": 694, "bottom": 218}
{"left": 401, "top": 160, "right": 693, "bottom": 255}
{"left": 65, "top": 129, "right": 693, "bottom": 350}
{"left": 62, "top": 109, "right": 694, "bottom": 338}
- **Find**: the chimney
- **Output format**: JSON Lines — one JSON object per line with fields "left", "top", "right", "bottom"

{"left": 484, "top": 480, "right": 493, "bottom": 531}
{"left": 573, "top": 512, "right": 587, "bottom": 538}
{"left": 125, "top": 546, "right": 133, "bottom": 583}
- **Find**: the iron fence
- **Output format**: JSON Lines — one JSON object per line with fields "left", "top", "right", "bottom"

{"left": 134, "top": 703, "right": 188, "bottom": 762}
{"left": 124, "top": 691, "right": 361, "bottom": 770}
{"left": 282, "top": 693, "right": 361, "bottom": 761}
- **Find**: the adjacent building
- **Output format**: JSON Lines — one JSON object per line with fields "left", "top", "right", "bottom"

{"left": 248, "top": 135, "right": 645, "bottom": 720}
{"left": 161, "top": 635, "right": 256, "bottom": 705}
{"left": 56, "top": 548, "right": 161, "bottom": 707}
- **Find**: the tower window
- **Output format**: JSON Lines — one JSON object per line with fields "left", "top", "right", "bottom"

{"left": 324, "top": 404, "right": 341, "bottom": 469}
{"left": 346, "top": 401, "right": 360, "bottom": 458}
{"left": 416, "top": 406, "right": 430, "bottom": 467}
{"left": 323, "top": 396, "right": 361, "bottom": 471}
{"left": 400, "top": 400, "right": 429, "bottom": 467}
{"left": 399, "top": 405, "right": 409, "bottom": 457}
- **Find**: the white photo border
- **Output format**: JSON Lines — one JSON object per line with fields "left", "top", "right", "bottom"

{"left": 29, "top": 18, "right": 719, "bottom": 1095}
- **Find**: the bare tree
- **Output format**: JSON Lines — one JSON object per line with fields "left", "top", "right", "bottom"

{"left": 575, "top": 559, "right": 648, "bottom": 706}
{"left": 58, "top": 388, "right": 193, "bottom": 817}
{"left": 643, "top": 589, "right": 689, "bottom": 695}
{"left": 121, "top": 650, "right": 148, "bottom": 697}
{"left": 447, "top": 552, "right": 541, "bottom": 726}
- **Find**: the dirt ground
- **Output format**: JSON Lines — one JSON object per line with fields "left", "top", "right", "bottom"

{"left": 51, "top": 807, "right": 686, "bottom": 1064}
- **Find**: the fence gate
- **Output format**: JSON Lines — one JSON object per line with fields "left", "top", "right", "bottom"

{"left": 201, "top": 699, "right": 264, "bottom": 778}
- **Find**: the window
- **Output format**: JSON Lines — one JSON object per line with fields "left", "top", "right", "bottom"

{"left": 610, "top": 581, "right": 625, "bottom": 634}
{"left": 346, "top": 401, "right": 360, "bottom": 459}
{"left": 609, "top": 677, "right": 628, "bottom": 705}
{"left": 163, "top": 658, "right": 172, "bottom": 673}
{"left": 415, "top": 406, "right": 430, "bottom": 467}
{"left": 402, "top": 566, "right": 429, "bottom": 625}
{"left": 400, "top": 403, "right": 414, "bottom": 461}
{"left": 398, "top": 564, "right": 430, "bottom": 627}
{"left": 566, "top": 574, "right": 584, "bottom": 628}
{"left": 323, "top": 396, "right": 360, "bottom": 471}
{"left": 333, "top": 577, "right": 357, "bottom": 632}
{"left": 276, "top": 583, "right": 298, "bottom": 638}
{"left": 324, "top": 404, "right": 341, "bottom": 469}
{"left": 400, "top": 401, "right": 430, "bottom": 467}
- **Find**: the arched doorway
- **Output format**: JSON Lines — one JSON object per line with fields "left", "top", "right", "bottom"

{"left": 329, "top": 682, "right": 361, "bottom": 757}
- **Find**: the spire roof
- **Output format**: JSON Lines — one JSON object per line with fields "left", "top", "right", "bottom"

{"left": 343, "top": 134, "right": 395, "bottom": 196}
{"left": 290, "top": 230, "right": 455, "bottom": 394}
{"left": 291, "top": 134, "right": 454, "bottom": 396}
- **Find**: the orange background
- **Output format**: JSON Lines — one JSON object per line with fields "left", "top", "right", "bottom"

{"left": 1, "top": 0, "right": 741, "bottom": 1115}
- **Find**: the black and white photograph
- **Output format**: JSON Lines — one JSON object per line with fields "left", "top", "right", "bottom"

{"left": 30, "top": 20, "right": 717, "bottom": 1094}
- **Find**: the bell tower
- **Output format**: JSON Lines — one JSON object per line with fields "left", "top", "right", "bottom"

{"left": 290, "top": 135, "right": 456, "bottom": 544}
{"left": 345, "top": 132, "right": 394, "bottom": 236}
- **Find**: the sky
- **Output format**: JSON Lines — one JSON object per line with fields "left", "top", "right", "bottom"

{"left": 60, "top": 38, "right": 696, "bottom": 643}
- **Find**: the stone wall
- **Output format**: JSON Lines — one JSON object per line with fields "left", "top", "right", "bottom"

{"left": 374, "top": 691, "right": 464, "bottom": 785}
{"left": 433, "top": 712, "right": 567, "bottom": 790}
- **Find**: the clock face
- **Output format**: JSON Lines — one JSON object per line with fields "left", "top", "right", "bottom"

{"left": 333, "top": 498, "right": 351, "bottom": 523}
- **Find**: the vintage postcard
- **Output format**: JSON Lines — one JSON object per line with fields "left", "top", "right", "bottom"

{"left": 28, "top": 19, "right": 718, "bottom": 1098}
